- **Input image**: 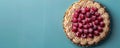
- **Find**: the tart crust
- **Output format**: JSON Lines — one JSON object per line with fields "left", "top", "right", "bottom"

{"left": 63, "top": 0, "right": 110, "bottom": 46}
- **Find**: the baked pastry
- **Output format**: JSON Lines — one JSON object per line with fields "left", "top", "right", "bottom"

{"left": 63, "top": 0, "right": 110, "bottom": 46}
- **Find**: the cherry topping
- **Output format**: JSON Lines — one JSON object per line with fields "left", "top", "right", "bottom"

{"left": 94, "top": 20, "right": 99, "bottom": 25}
{"left": 79, "top": 14, "right": 85, "bottom": 19}
{"left": 100, "top": 22, "right": 105, "bottom": 27}
{"left": 84, "top": 29, "right": 88, "bottom": 34}
{"left": 78, "top": 23, "right": 83, "bottom": 28}
{"left": 72, "top": 18, "right": 78, "bottom": 23}
{"left": 76, "top": 32, "right": 81, "bottom": 37}
{"left": 78, "top": 28, "right": 83, "bottom": 33}
{"left": 82, "top": 20, "right": 86, "bottom": 25}
{"left": 73, "top": 12, "right": 78, "bottom": 18}
{"left": 83, "top": 25, "right": 88, "bottom": 29}
{"left": 92, "top": 7, "right": 98, "bottom": 12}
{"left": 86, "top": 12, "right": 91, "bottom": 18}
{"left": 98, "top": 17, "right": 103, "bottom": 22}
{"left": 81, "top": 7, "right": 86, "bottom": 14}
{"left": 81, "top": 34, "right": 87, "bottom": 38}
{"left": 86, "top": 18, "right": 91, "bottom": 23}
{"left": 72, "top": 23, "right": 78, "bottom": 27}
{"left": 98, "top": 26, "right": 103, "bottom": 32}
{"left": 71, "top": 7, "right": 104, "bottom": 38}
{"left": 93, "top": 25, "right": 97, "bottom": 30}
{"left": 90, "top": 9, "right": 95, "bottom": 15}
{"left": 88, "top": 28, "right": 93, "bottom": 33}
{"left": 85, "top": 7, "right": 90, "bottom": 12}
{"left": 78, "top": 17, "right": 82, "bottom": 22}
{"left": 72, "top": 26, "right": 77, "bottom": 32}
{"left": 88, "top": 33, "right": 93, "bottom": 38}
{"left": 95, "top": 12, "right": 100, "bottom": 17}
{"left": 91, "top": 16, "right": 96, "bottom": 21}
{"left": 94, "top": 30, "right": 100, "bottom": 36}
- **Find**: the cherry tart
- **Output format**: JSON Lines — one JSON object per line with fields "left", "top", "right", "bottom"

{"left": 63, "top": 0, "right": 110, "bottom": 46}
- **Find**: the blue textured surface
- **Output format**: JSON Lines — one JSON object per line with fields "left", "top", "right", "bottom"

{"left": 0, "top": 0, "right": 120, "bottom": 48}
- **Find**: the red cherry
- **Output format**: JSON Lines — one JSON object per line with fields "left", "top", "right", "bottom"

{"left": 78, "top": 28, "right": 83, "bottom": 33}
{"left": 88, "top": 33, "right": 93, "bottom": 38}
{"left": 78, "top": 23, "right": 83, "bottom": 28}
{"left": 79, "top": 14, "right": 85, "bottom": 19}
{"left": 85, "top": 7, "right": 90, "bottom": 12}
{"left": 73, "top": 12, "right": 78, "bottom": 18}
{"left": 78, "top": 17, "right": 82, "bottom": 22}
{"left": 81, "top": 7, "right": 86, "bottom": 14}
{"left": 83, "top": 25, "right": 88, "bottom": 29}
{"left": 98, "top": 26, "right": 103, "bottom": 32}
{"left": 83, "top": 29, "right": 88, "bottom": 34}
{"left": 86, "top": 12, "right": 91, "bottom": 18}
{"left": 72, "top": 23, "right": 78, "bottom": 27}
{"left": 93, "top": 25, "right": 97, "bottom": 30}
{"left": 86, "top": 18, "right": 91, "bottom": 23}
{"left": 72, "top": 18, "right": 78, "bottom": 23}
{"left": 92, "top": 7, "right": 98, "bottom": 12}
{"left": 91, "top": 16, "right": 96, "bottom": 21}
{"left": 72, "top": 26, "right": 77, "bottom": 32}
{"left": 100, "top": 22, "right": 105, "bottom": 27}
{"left": 90, "top": 9, "right": 95, "bottom": 15}
{"left": 88, "top": 28, "right": 93, "bottom": 33}
{"left": 82, "top": 20, "right": 86, "bottom": 25}
{"left": 98, "top": 17, "right": 103, "bottom": 22}
{"left": 95, "top": 12, "right": 100, "bottom": 17}
{"left": 94, "top": 20, "right": 99, "bottom": 25}
{"left": 94, "top": 30, "right": 100, "bottom": 36}
{"left": 76, "top": 32, "right": 81, "bottom": 37}
{"left": 81, "top": 34, "right": 87, "bottom": 38}
{"left": 88, "top": 23, "right": 93, "bottom": 28}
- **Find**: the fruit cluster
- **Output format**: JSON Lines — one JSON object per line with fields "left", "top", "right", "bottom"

{"left": 71, "top": 7, "right": 105, "bottom": 38}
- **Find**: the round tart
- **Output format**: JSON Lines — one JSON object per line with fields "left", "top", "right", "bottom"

{"left": 63, "top": 0, "right": 110, "bottom": 46}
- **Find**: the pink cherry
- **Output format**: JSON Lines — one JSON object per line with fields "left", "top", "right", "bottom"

{"left": 94, "top": 30, "right": 100, "bottom": 36}
{"left": 85, "top": 7, "right": 90, "bottom": 12}
{"left": 93, "top": 25, "right": 97, "bottom": 30}
{"left": 81, "top": 34, "right": 87, "bottom": 38}
{"left": 82, "top": 20, "right": 86, "bottom": 25}
{"left": 73, "top": 12, "right": 78, "bottom": 18}
{"left": 83, "top": 29, "right": 88, "bottom": 34}
{"left": 90, "top": 9, "right": 95, "bottom": 15}
{"left": 91, "top": 16, "right": 96, "bottom": 21}
{"left": 94, "top": 20, "right": 99, "bottom": 25}
{"left": 88, "top": 33, "right": 93, "bottom": 38}
{"left": 78, "top": 23, "right": 83, "bottom": 28}
{"left": 72, "top": 23, "right": 78, "bottom": 27}
{"left": 86, "top": 18, "right": 91, "bottom": 23}
{"left": 78, "top": 28, "right": 83, "bottom": 33}
{"left": 83, "top": 25, "right": 88, "bottom": 29}
{"left": 79, "top": 14, "right": 85, "bottom": 20}
{"left": 76, "top": 32, "right": 81, "bottom": 37}
{"left": 88, "top": 28, "right": 93, "bottom": 33}
{"left": 72, "top": 26, "right": 77, "bottom": 32}
{"left": 72, "top": 18, "right": 78, "bottom": 23}
{"left": 81, "top": 7, "right": 86, "bottom": 14}
{"left": 100, "top": 21, "right": 105, "bottom": 27}
{"left": 92, "top": 7, "right": 98, "bottom": 12}
{"left": 86, "top": 12, "right": 91, "bottom": 18}
{"left": 98, "top": 26, "right": 103, "bottom": 32}
{"left": 95, "top": 12, "right": 100, "bottom": 17}
{"left": 98, "top": 17, "right": 103, "bottom": 22}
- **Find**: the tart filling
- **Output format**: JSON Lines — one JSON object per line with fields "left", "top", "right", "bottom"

{"left": 72, "top": 7, "right": 105, "bottom": 38}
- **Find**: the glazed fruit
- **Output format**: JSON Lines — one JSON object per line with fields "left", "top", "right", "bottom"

{"left": 71, "top": 7, "right": 105, "bottom": 38}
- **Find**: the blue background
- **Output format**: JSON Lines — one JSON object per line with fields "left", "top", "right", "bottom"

{"left": 0, "top": 0, "right": 120, "bottom": 48}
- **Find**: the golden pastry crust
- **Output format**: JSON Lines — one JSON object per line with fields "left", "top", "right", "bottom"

{"left": 63, "top": 0, "right": 110, "bottom": 46}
